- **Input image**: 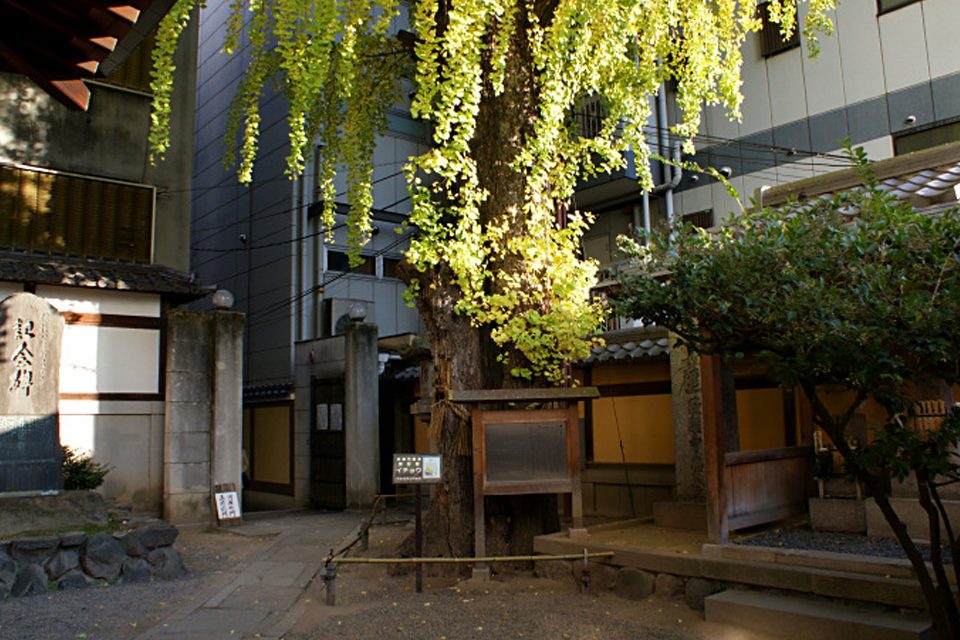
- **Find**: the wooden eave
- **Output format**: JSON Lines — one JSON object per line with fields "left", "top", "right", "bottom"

{"left": 0, "top": 0, "right": 168, "bottom": 111}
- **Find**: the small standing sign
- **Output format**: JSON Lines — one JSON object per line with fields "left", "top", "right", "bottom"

{"left": 214, "top": 483, "right": 242, "bottom": 525}
{"left": 391, "top": 453, "right": 443, "bottom": 593}
{"left": 392, "top": 454, "right": 443, "bottom": 484}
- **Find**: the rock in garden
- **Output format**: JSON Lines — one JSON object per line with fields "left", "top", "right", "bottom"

{"left": 0, "top": 549, "right": 16, "bottom": 590}
{"left": 684, "top": 577, "right": 722, "bottom": 611}
{"left": 121, "top": 557, "right": 152, "bottom": 584}
{"left": 655, "top": 573, "right": 684, "bottom": 597}
{"left": 147, "top": 546, "right": 186, "bottom": 579}
{"left": 57, "top": 570, "right": 91, "bottom": 591}
{"left": 117, "top": 530, "right": 147, "bottom": 557}
{"left": 534, "top": 559, "right": 572, "bottom": 582}
{"left": 82, "top": 533, "right": 125, "bottom": 580}
{"left": 575, "top": 562, "right": 618, "bottom": 591}
{"left": 45, "top": 549, "right": 79, "bottom": 580}
{"left": 614, "top": 568, "right": 655, "bottom": 601}
{"left": 138, "top": 523, "right": 179, "bottom": 549}
{"left": 59, "top": 532, "right": 87, "bottom": 548}
{"left": 10, "top": 536, "right": 59, "bottom": 565}
{"left": 11, "top": 563, "right": 48, "bottom": 597}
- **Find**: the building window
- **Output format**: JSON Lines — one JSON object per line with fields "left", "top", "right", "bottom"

{"left": 0, "top": 165, "right": 154, "bottom": 263}
{"left": 894, "top": 121, "right": 960, "bottom": 156}
{"left": 877, "top": 0, "right": 921, "bottom": 16}
{"left": 758, "top": 3, "right": 800, "bottom": 58}
{"left": 574, "top": 95, "right": 606, "bottom": 139}
{"left": 682, "top": 208, "right": 714, "bottom": 229}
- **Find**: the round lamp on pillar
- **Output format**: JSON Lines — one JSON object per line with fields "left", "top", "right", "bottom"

{"left": 348, "top": 302, "right": 367, "bottom": 323}
{"left": 212, "top": 289, "right": 235, "bottom": 310}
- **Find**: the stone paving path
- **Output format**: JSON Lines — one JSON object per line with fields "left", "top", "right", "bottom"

{"left": 136, "top": 511, "right": 362, "bottom": 640}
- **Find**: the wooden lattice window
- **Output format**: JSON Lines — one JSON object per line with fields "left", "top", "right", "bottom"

{"left": 0, "top": 165, "right": 154, "bottom": 262}
{"left": 101, "top": 33, "right": 156, "bottom": 93}
{"left": 758, "top": 2, "right": 800, "bottom": 58}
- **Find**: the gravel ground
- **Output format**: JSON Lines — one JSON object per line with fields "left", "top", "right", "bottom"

{"left": 0, "top": 526, "right": 271, "bottom": 640}
{"left": 737, "top": 526, "right": 953, "bottom": 562}
{"left": 287, "top": 524, "right": 766, "bottom": 640}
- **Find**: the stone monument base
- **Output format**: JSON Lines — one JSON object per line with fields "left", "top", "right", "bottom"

{"left": 0, "top": 491, "right": 108, "bottom": 539}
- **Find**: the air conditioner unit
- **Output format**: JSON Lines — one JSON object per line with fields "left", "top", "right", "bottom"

{"left": 321, "top": 298, "right": 375, "bottom": 336}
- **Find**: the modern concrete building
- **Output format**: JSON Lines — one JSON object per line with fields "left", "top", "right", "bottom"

{"left": 191, "top": 1, "right": 426, "bottom": 510}
{"left": 0, "top": 0, "right": 242, "bottom": 524}
{"left": 576, "top": 0, "right": 960, "bottom": 524}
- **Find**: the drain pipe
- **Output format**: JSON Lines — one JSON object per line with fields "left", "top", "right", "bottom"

{"left": 641, "top": 86, "right": 682, "bottom": 232}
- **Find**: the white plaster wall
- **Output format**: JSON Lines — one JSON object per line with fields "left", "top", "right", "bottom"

{"left": 38, "top": 286, "right": 160, "bottom": 317}
{"left": 60, "top": 326, "right": 160, "bottom": 394}
{"left": 59, "top": 400, "right": 164, "bottom": 514}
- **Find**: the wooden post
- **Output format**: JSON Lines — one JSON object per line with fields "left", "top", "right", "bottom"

{"left": 567, "top": 404, "right": 585, "bottom": 535}
{"left": 700, "top": 354, "right": 729, "bottom": 543}
{"left": 471, "top": 407, "right": 488, "bottom": 579}
{"left": 415, "top": 484, "right": 423, "bottom": 593}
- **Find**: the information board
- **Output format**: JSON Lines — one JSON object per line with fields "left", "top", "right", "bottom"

{"left": 392, "top": 453, "right": 443, "bottom": 484}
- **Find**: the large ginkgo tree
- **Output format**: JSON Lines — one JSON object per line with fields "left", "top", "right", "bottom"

{"left": 149, "top": 0, "right": 833, "bottom": 558}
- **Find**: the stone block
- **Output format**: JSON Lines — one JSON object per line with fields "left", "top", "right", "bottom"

{"left": 11, "top": 563, "right": 48, "bottom": 597}
{"left": 0, "top": 549, "right": 15, "bottom": 589}
{"left": 165, "top": 431, "right": 211, "bottom": 464}
{"left": 58, "top": 570, "right": 91, "bottom": 590}
{"left": 534, "top": 559, "right": 573, "bottom": 583}
{"left": 138, "top": 523, "right": 179, "bottom": 549}
{"left": 705, "top": 589, "right": 932, "bottom": 640}
{"left": 122, "top": 557, "right": 152, "bottom": 584}
{"left": 685, "top": 577, "right": 722, "bottom": 612}
{"left": 615, "top": 568, "right": 655, "bottom": 601}
{"left": 165, "top": 402, "right": 212, "bottom": 434}
{"left": 165, "top": 462, "right": 211, "bottom": 492}
{"left": 168, "top": 372, "right": 213, "bottom": 403}
{"left": 117, "top": 531, "right": 147, "bottom": 557}
{"left": 82, "top": 533, "right": 125, "bottom": 580}
{"left": 866, "top": 497, "right": 960, "bottom": 542}
{"left": 10, "top": 536, "right": 59, "bottom": 565}
{"left": 45, "top": 549, "right": 79, "bottom": 580}
{"left": 59, "top": 532, "right": 87, "bottom": 548}
{"left": 655, "top": 573, "right": 685, "bottom": 597}
{"left": 163, "top": 491, "right": 210, "bottom": 525}
{"left": 809, "top": 498, "right": 866, "bottom": 533}
{"left": 575, "top": 562, "right": 617, "bottom": 591}
{"left": 148, "top": 546, "right": 187, "bottom": 579}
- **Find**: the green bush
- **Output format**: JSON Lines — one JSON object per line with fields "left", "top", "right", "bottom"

{"left": 61, "top": 445, "right": 110, "bottom": 490}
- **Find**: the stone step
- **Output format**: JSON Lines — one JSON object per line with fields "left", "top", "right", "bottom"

{"left": 866, "top": 497, "right": 960, "bottom": 543}
{"left": 705, "top": 590, "right": 932, "bottom": 640}
{"left": 652, "top": 501, "right": 706, "bottom": 531}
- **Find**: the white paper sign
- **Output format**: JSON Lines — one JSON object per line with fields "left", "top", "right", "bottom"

{"left": 215, "top": 491, "right": 241, "bottom": 520}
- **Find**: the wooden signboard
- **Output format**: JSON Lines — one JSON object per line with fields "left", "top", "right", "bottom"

{"left": 471, "top": 405, "right": 584, "bottom": 559}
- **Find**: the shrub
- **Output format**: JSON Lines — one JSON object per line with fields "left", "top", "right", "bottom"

{"left": 61, "top": 445, "right": 110, "bottom": 490}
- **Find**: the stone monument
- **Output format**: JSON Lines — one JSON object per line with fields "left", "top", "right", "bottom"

{"left": 0, "top": 292, "right": 64, "bottom": 493}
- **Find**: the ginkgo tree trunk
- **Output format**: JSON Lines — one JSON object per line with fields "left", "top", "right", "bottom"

{"left": 149, "top": 0, "right": 833, "bottom": 559}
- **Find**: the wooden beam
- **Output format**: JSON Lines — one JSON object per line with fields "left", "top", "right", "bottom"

{"left": 450, "top": 387, "right": 600, "bottom": 403}
{"left": 700, "top": 354, "right": 729, "bottom": 543}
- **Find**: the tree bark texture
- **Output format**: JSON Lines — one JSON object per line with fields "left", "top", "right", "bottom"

{"left": 404, "top": 3, "right": 560, "bottom": 565}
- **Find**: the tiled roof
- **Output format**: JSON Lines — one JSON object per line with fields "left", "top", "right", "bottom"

{"left": 243, "top": 383, "right": 294, "bottom": 401}
{"left": 581, "top": 328, "right": 671, "bottom": 365}
{"left": 878, "top": 163, "right": 960, "bottom": 203}
{"left": 762, "top": 142, "right": 960, "bottom": 211}
{"left": 0, "top": 250, "right": 208, "bottom": 301}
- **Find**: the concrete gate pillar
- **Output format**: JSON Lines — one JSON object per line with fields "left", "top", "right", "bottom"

{"left": 164, "top": 309, "right": 244, "bottom": 524}
{"left": 344, "top": 318, "right": 379, "bottom": 509}
{"left": 669, "top": 335, "right": 706, "bottom": 501}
